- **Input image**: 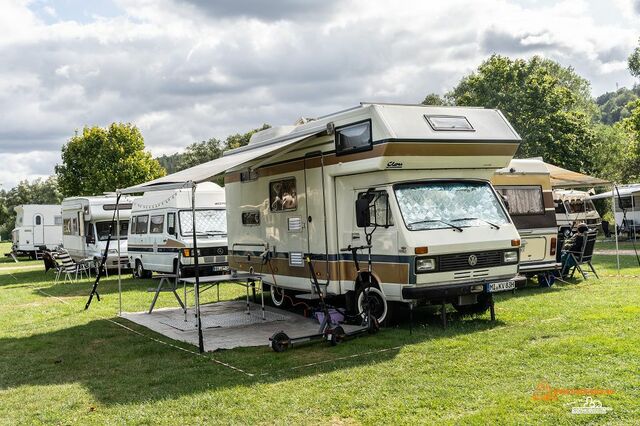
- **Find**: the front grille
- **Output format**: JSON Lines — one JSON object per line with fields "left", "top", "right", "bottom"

{"left": 438, "top": 250, "right": 503, "bottom": 272}
{"left": 200, "top": 246, "right": 228, "bottom": 256}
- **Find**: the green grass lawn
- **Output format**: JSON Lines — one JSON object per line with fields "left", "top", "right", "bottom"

{"left": 1, "top": 241, "right": 639, "bottom": 424}
{"left": 595, "top": 238, "right": 639, "bottom": 252}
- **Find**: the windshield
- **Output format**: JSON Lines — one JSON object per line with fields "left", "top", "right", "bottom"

{"left": 565, "top": 199, "right": 596, "bottom": 214}
{"left": 96, "top": 221, "right": 129, "bottom": 241}
{"left": 179, "top": 209, "right": 227, "bottom": 236}
{"left": 394, "top": 181, "right": 510, "bottom": 231}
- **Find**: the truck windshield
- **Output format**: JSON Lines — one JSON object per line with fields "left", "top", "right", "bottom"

{"left": 96, "top": 221, "right": 129, "bottom": 241}
{"left": 179, "top": 210, "right": 227, "bottom": 236}
{"left": 394, "top": 181, "right": 510, "bottom": 231}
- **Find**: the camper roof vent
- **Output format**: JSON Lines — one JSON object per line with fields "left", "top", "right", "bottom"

{"left": 424, "top": 115, "right": 474, "bottom": 131}
{"left": 248, "top": 126, "right": 296, "bottom": 145}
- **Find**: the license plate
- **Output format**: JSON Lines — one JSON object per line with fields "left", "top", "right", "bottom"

{"left": 486, "top": 280, "right": 516, "bottom": 293}
{"left": 212, "top": 265, "right": 229, "bottom": 272}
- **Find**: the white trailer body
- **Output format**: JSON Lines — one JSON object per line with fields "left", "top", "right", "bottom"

{"left": 553, "top": 189, "right": 601, "bottom": 233}
{"left": 11, "top": 205, "right": 63, "bottom": 256}
{"left": 61, "top": 195, "right": 135, "bottom": 269}
{"left": 221, "top": 103, "right": 523, "bottom": 319}
{"left": 128, "top": 182, "right": 228, "bottom": 276}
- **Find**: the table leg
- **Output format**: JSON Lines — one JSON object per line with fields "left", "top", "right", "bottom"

{"left": 184, "top": 279, "right": 187, "bottom": 322}
{"left": 246, "top": 281, "right": 250, "bottom": 315}
{"left": 148, "top": 278, "right": 165, "bottom": 314}
{"left": 260, "top": 279, "right": 265, "bottom": 320}
{"left": 217, "top": 282, "right": 220, "bottom": 302}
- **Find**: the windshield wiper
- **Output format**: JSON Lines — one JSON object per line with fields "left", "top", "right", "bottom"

{"left": 451, "top": 217, "right": 500, "bottom": 230}
{"left": 408, "top": 219, "right": 463, "bottom": 232}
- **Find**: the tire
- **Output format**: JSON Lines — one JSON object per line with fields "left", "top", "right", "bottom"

{"left": 271, "top": 286, "right": 286, "bottom": 307}
{"left": 270, "top": 331, "right": 290, "bottom": 352}
{"left": 135, "top": 260, "right": 152, "bottom": 279}
{"left": 330, "top": 326, "right": 345, "bottom": 346}
{"left": 453, "top": 293, "right": 491, "bottom": 316}
{"left": 356, "top": 286, "right": 388, "bottom": 324}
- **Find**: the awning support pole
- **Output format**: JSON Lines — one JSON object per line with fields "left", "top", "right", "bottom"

{"left": 117, "top": 196, "right": 122, "bottom": 315}
{"left": 612, "top": 183, "right": 620, "bottom": 274}
{"left": 192, "top": 183, "right": 204, "bottom": 353}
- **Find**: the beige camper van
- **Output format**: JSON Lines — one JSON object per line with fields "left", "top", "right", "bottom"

{"left": 493, "top": 159, "right": 560, "bottom": 284}
{"left": 223, "top": 103, "right": 523, "bottom": 322}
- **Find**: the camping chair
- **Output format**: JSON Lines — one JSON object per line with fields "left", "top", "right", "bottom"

{"left": 54, "top": 250, "right": 82, "bottom": 284}
{"left": 563, "top": 230, "right": 599, "bottom": 280}
{"left": 601, "top": 220, "right": 612, "bottom": 238}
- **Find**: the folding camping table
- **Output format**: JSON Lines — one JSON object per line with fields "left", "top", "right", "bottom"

{"left": 179, "top": 273, "right": 265, "bottom": 322}
{"left": 148, "top": 273, "right": 185, "bottom": 314}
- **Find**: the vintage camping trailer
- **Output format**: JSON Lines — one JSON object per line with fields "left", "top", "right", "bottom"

{"left": 11, "top": 204, "right": 63, "bottom": 257}
{"left": 590, "top": 184, "right": 640, "bottom": 236}
{"left": 61, "top": 195, "right": 135, "bottom": 269}
{"left": 222, "top": 103, "right": 523, "bottom": 322}
{"left": 128, "top": 182, "right": 228, "bottom": 277}
{"left": 554, "top": 189, "right": 601, "bottom": 234}
{"left": 492, "top": 159, "right": 560, "bottom": 281}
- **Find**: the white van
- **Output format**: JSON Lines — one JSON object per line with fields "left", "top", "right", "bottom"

{"left": 61, "top": 195, "right": 135, "bottom": 269}
{"left": 11, "top": 205, "right": 63, "bottom": 257}
{"left": 128, "top": 182, "right": 228, "bottom": 278}
{"left": 554, "top": 189, "right": 601, "bottom": 234}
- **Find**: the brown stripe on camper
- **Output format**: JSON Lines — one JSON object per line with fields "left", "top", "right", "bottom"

{"left": 225, "top": 141, "right": 518, "bottom": 183}
{"left": 229, "top": 256, "right": 409, "bottom": 284}
{"left": 510, "top": 211, "right": 557, "bottom": 229}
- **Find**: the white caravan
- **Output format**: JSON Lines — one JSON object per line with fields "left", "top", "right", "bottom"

{"left": 553, "top": 189, "right": 601, "bottom": 234}
{"left": 11, "top": 205, "right": 63, "bottom": 257}
{"left": 128, "top": 182, "right": 228, "bottom": 277}
{"left": 221, "top": 103, "right": 523, "bottom": 321}
{"left": 492, "top": 159, "right": 559, "bottom": 281}
{"left": 590, "top": 184, "right": 640, "bottom": 236}
{"left": 61, "top": 195, "right": 135, "bottom": 269}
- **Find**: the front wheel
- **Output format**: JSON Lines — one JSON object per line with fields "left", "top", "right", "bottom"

{"left": 135, "top": 260, "right": 152, "bottom": 279}
{"left": 357, "top": 286, "right": 388, "bottom": 324}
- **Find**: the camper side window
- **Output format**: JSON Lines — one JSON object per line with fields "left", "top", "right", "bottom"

{"left": 135, "top": 215, "right": 149, "bottom": 234}
{"left": 63, "top": 218, "right": 72, "bottom": 235}
{"left": 495, "top": 186, "right": 544, "bottom": 215}
{"left": 54, "top": 216, "right": 63, "bottom": 225}
{"left": 242, "top": 211, "right": 260, "bottom": 225}
{"left": 356, "top": 190, "right": 394, "bottom": 227}
{"left": 150, "top": 215, "right": 164, "bottom": 233}
{"left": 167, "top": 213, "right": 176, "bottom": 235}
{"left": 35, "top": 215, "right": 42, "bottom": 225}
{"left": 335, "top": 120, "right": 372, "bottom": 155}
{"left": 269, "top": 178, "right": 297, "bottom": 212}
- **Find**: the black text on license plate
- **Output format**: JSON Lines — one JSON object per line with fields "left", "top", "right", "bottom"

{"left": 487, "top": 280, "right": 515, "bottom": 293}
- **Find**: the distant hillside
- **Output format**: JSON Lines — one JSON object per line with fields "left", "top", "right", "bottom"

{"left": 596, "top": 85, "right": 640, "bottom": 124}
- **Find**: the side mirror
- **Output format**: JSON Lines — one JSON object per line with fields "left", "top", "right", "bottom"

{"left": 168, "top": 226, "right": 175, "bottom": 236}
{"left": 86, "top": 235, "right": 95, "bottom": 245}
{"left": 355, "top": 198, "right": 371, "bottom": 228}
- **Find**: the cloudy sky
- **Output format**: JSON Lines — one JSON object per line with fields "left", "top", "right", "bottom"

{"left": 1, "top": 0, "right": 639, "bottom": 189}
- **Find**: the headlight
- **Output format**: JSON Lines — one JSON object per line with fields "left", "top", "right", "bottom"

{"left": 503, "top": 250, "right": 518, "bottom": 264}
{"left": 416, "top": 257, "right": 437, "bottom": 273}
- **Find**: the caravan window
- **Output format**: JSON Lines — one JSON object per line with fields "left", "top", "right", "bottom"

{"left": 54, "top": 216, "right": 63, "bottom": 225}
{"left": 150, "top": 215, "right": 164, "bottom": 233}
{"left": 335, "top": 120, "right": 372, "bottom": 155}
{"left": 495, "top": 186, "right": 544, "bottom": 215}
{"left": 135, "top": 215, "right": 149, "bottom": 234}
{"left": 35, "top": 216, "right": 42, "bottom": 225}
{"left": 269, "top": 178, "right": 297, "bottom": 211}
{"left": 356, "top": 190, "right": 394, "bottom": 227}
{"left": 96, "top": 221, "right": 129, "bottom": 240}
{"left": 618, "top": 197, "right": 633, "bottom": 209}
{"left": 425, "top": 115, "right": 474, "bottom": 131}
{"left": 242, "top": 211, "right": 260, "bottom": 226}
{"left": 63, "top": 218, "right": 73, "bottom": 235}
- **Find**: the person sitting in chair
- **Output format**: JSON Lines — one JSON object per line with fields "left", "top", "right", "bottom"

{"left": 560, "top": 223, "right": 589, "bottom": 276}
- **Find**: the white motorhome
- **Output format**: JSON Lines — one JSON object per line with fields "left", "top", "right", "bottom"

{"left": 221, "top": 103, "right": 523, "bottom": 322}
{"left": 61, "top": 195, "right": 135, "bottom": 269}
{"left": 128, "top": 182, "right": 228, "bottom": 277}
{"left": 492, "top": 159, "right": 559, "bottom": 281}
{"left": 11, "top": 205, "right": 63, "bottom": 257}
{"left": 553, "top": 189, "right": 601, "bottom": 234}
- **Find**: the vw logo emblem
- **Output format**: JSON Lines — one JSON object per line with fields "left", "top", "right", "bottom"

{"left": 217, "top": 248, "right": 224, "bottom": 255}
{"left": 468, "top": 254, "right": 478, "bottom": 267}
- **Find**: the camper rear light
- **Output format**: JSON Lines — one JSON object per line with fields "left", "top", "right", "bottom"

{"left": 550, "top": 237, "right": 557, "bottom": 256}
{"left": 414, "top": 246, "right": 429, "bottom": 255}
{"left": 511, "top": 239, "right": 521, "bottom": 247}
{"left": 415, "top": 257, "right": 437, "bottom": 273}
{"left": 503, "top": 250, "right": 519, "bottom": 264}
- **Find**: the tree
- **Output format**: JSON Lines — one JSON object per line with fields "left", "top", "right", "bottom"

{"left": 55, "top": 123, "right": 164, "bottom": 197}
{"left": 176, "top": 138, "right": 224, "bottom": 171}
{"left": 595, "top": 86, "right": 640, "bottom": 124}
{"left": 0, "top": 177, "right": 63, "bottom": 239}
{"left": 446, "top": 55, "right": 599, "bottom": 174}
{"left": 629, "top": 38, "right": 640, "bottom": 78}
{"left": 421, "top": 93, "right": 447, "bottom": 106}
{"left": 225, "top": 124, "right": 271, "bottom": 150}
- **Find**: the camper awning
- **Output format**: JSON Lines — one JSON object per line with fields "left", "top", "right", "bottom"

{"left": 525, "top": 159, "right": 610, "bottom": 189}
{"left": 590, "top": 185, "right": 640, "bottom": 200}
{"left": 119, "top": 133, "right": 313, "bottom": 194}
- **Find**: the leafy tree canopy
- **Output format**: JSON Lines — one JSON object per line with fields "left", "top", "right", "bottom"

{"left": 629, "top": 38, "right": 640, "bottom": 78}
{"left": 55, "top": 123, "right": 164, "bottom": 197}
{"left": 595, "top": 86, "right": 640, "bottom": 125}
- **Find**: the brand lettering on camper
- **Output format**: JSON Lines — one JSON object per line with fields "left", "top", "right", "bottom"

{"left": 386, "top": 161, "right": 403, "bottom": 169}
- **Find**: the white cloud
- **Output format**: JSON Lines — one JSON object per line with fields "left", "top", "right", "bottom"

{"left": 0, "top": 0, "right": 638, "bottom": 189}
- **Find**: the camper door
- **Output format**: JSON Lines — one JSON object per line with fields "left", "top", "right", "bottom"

{"left": 33, "top": 214, "right": 44, "bottom": 246}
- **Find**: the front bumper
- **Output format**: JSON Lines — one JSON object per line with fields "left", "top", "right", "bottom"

{"left": 518, "top": 261, "right": 561, "bottom": 274}
{"left": 402, "top": 275, "right": 517, "bottom": 301}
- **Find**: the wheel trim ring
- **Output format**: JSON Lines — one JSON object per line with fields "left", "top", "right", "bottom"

{"left": 357, "top": 288, "right": 387, "bottom": 323}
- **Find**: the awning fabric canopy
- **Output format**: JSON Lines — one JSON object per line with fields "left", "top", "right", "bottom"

{"left": 590, "top": 184, "right": 640, "bottom": 200}
{"left": 119, "top": 133, "right": 312, "bottom": 194}
{"left": 525, "top": 158, "right": 610, "bottom": 188}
